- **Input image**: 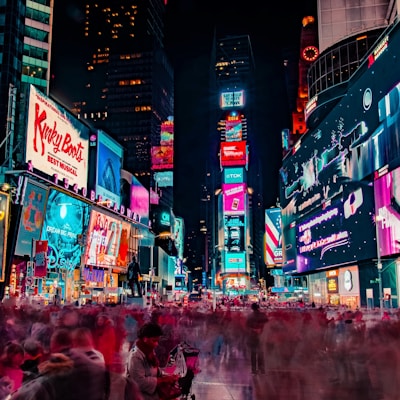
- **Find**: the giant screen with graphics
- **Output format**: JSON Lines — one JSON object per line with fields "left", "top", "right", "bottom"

{"left": 280, "top": 22, "right": 400, "bottom": 273}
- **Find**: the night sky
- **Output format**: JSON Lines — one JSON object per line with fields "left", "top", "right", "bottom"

{"left": 50, "top": 0, "right": 317, "bottom": 233}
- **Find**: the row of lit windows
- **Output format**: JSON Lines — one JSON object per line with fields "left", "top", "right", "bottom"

{"left": 23, "top": 43, "right": 47, "bottom": 61}
{"left": 119, "top": 79, "right": 142, "bottom": 86}
{"left": 22, "top": 64, "right": 47, "bottom": 79}
{"left": 24, "top": 25, "right": 48, "bottom": 42}
{"left": 26, "top": 7, "right": 50, "bottom": 24}
{"left": 308, "top": 30, "right": 382, "bottom": 99}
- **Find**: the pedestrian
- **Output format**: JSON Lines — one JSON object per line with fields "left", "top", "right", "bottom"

{"left": 0, "top": 342, "right": 24, "bottom": 393}
{"left": 127, "top": 322, "right": 180, "bottom": 400}
{"left": 245, "top": 303, "right": 268, "bottom": 375}
{"left": 10, "top": 328, "right": 109, "bottom": 400}
{"left": 128, "top": 256, "right": 142, "bottom": 297}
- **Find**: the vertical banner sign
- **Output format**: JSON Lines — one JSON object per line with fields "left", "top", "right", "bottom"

{"left": 0, "top": 192, "right": 10, "bottom": 282}
{"left": 34, "top": 240, "right": 48, "bottom": 277}
{"left": 265, "top": 208, "right": 282, "bottom": 267}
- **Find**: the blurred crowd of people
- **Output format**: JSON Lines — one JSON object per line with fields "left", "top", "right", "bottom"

{"left": 0, "top": 300, "right": 398, "bottom": 399}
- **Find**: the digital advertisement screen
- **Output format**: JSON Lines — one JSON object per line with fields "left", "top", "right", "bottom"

{"left": 96, "top": 130, "right": 123, "bottom": 208}
{"left": 222, "top": 183, "right": 246, "bottom": 214}
{"left": 220, "top": 90, "right": 245, "bottom": 109}
{"left": 26, "top": 85, "right": 90, "bottom": 189}
{"left": 14, "top": 180, "right": 47, "bottom": 257}
{"left": 265, "top": 208, "right": 282, "bottom": 267}
{"left": 374, "top": 167, "right": 400, "bottom": 257}
{"left": 223, "top": 215, "right": 245, "bottom": 253}
{"left": 160, "top": 119, "right": 174, "bottom": 145}
{"left": 151, "top": 145, "right": 173, "bottom": 170}
{"left": 131, "top": 176, "right": 149, "bottom": 226}
{"left": 289, "top": 184, "right": 376, "bottom": 273}
{"left": 154, "top": 171, "right": 173, "bottom": 188}
{"left": 0, "top": 191, "right": 9, "bottom": 282}
{"left": 41, "top": 189, "right": 91, "bottom": 273}
{"left": 223, "top": 167, "right": 244, "bottom": 184}
{"left": 225, "top": 119, "right": 243, "bottom": 141}
{"left": 224, "top": 252, "right": 246, "bottom": 272}
{"left": 84, "top": 209, "right": 123, "bottom": 268}
{"left": 116, "top": 221, "right": 131, "bottom": 268}
{"left": 220, "top": 141, "right": 247, "bottom": 167}
{"left": 280, "top": 24, "right": 400, "bottom": 271}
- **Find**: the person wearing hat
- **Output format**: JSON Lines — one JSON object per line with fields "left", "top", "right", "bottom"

{"left": 127, "top": 322, "right": 179, "bottom": 400}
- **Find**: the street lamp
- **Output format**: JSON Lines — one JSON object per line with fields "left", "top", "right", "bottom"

{"left": 375, "top": 214, "right": 383, "bottom": 317}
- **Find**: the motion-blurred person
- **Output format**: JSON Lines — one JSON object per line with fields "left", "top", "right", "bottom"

{"left": 246, "top": 303, "right": 268, "bottom": 375}
{"left": 0, "top": 342, "right": 24, "bottom": 393}
{"left": 10, "top": 328, "right": 109, "bottom": 400}
{"left": 20, "top": 338, "right": 44, "bottom": 383}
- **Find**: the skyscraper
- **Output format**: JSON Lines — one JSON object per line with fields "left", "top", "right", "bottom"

{"left": 66, "top": 0, "right": 174, "bottom": 193}
{"left": 0, "top": 0, "right": 54, "bottom": 169}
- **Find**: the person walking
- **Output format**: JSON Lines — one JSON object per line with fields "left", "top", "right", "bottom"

{"left": 245, "top": 303, "right": 268, "bottom": 375}
{"left": 128, "top": 256, "right": 142, "bottom": 297}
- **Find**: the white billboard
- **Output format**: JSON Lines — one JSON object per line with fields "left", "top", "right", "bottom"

{"left": 25, "top": 85, "right": 90, "bottom": 189}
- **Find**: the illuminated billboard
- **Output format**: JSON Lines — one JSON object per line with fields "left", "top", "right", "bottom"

{"left": 84, "top": 209, "right": 123, "bottom": 268}
{"left": 0, "top": 191, "right": 10, "bottom": 281}
{"left": 131, "top": 176, "right": 149, "bottom": 226}
{"left": 224, "top": 252, "right": 246, "bottom": 272}
{"left": 95, "top": 130, "right": 123, "bottom": 208}
{"left": 225, "top": 119, "right": 243, "bottom": 141}
{"left": 154, "top": 171, "right": 173, "bottom": 188}
{"left": 160, "top": 118, "right": 174, "bottom": 145}
{"left": 223, "top": 215, "right": 245, "bottom": 253}
{"left": 287, "top": 184, "right": 376, "bottom": 273}
{"left": 151, "top": 146, "right": 173, "bottom": 170}
{"left": 265, "top": 208, "right": 282, "bottom": 267}
{"left": 26, "top": 85, "right": 90, "bottom": 189}
{"left": 374, "top": 167, "right": 400, "bottom": 257}
{"left": 222, "top": 183, "right": 246, "bottom": 214}
{"left": 220, "top": 141, "right": 247, "bottom": 167}
{"left": 41, "top": 189, "right": 91, "bottom": 274}
{"left": 220, "top": 90, "right": 245, "bottom": 109}
{"left": 14, "top": 180, "right": 47, "bottom": 257}
{"left": 224, "top": 168, "right": 244, "bottom": 184}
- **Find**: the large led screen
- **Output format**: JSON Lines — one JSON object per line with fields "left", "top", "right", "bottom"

{"left": 224, "top": 168, "right": 244, "bottom": 184}
{"left": 220, "top": 141, "right": 247, "bottom": 167}
{"left": 222, "top": 183, "right": 246, "bottom": 214}
{"left": 26, "top": 85, "right": 90, "bottom": 189}
{"left": 84, "top": 209, "right": 123, "bottom": 268}
{"left": 14, "top": 180, "right": 47, "bottom": 257}
{"left": 265, "top": 208, "right": 282, "bottom": 267}
{"left": 96, "top": 130, "right": 122, "bottom": 208}
{"left": 116, "top": 221, "right": 131, "bottom": 267}
{"left": 224, "top": 252, "right": 246, "bottom": 273}
{"left": 41, "top": 189, "right": 91, "bottom": 273}
{"left": 0, "top": 191, "right": 9, "bottom": 281}
{"left": 225, "top": 119, "right": 243, "bottom": 141}
{"left": 131, "top": 176, "right": 149, "bottom": 226}
{"left": 374, "top": 167, "right": 400, "bottom": 257}
{"left": 224, "top": 215, "right": 245, "bottom": 253}
{"left": 289, "top": 184, "right": 376, "bottom": 273}
{"left": 280, "top": 23, "right": 400, "bottom": 272}
{"left": 151, "top": 146, "right": 173, "bottom": 170}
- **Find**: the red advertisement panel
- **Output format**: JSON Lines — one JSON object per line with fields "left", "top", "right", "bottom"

{"left": 34, "top": 240, "right": 48, "bottom": 277}
{"left": 220, "top": 141, "right": 246, "bottom": 167}
{"left": 151, "top": 145, "right": 173, "bottom": 170}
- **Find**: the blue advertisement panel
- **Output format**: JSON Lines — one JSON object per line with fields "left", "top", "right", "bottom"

{"left": 223, "top": 167, "right": 244, "bottom": 184}
{"left": 14, "top": 180, "right": 47, "bottom": 257}
{"left": 96, "top": 130, "right": 123, "bottom": 208}
{"left": 41, "top": 189, "right": 91, "bottom": 274}
{"left": 224, "top": 252, "right": 246, "bottom": 273}
{"left": 280, "top": 22, "right": 400, "bottom": 273}
{"left": 223, "top": 215, "right": 245, "bottom": 254}
{"left": 292, "top": 184, "right": 376, "bottom": 273}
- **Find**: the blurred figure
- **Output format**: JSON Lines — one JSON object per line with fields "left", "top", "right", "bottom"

{"left": 246, "top": 303, "right": 268, "bottom": 375}
{"left": 20, "top": 338, "right": 44, "bottom": 383}
{"left": 10, "top": 328, "right": 109, "bottom": 400}
{"left": 71, "top": 327, "right": 105, "bottom": 366}
{"left": 93, "top": 313, "right": 117, "bottom": 371}
{"left": 0, "top": 342, "right": 24, "bottom": 393}
{"left": 127, "top": 256, "right": 142, "bottom": 297}
{"left": 127, "top": 322, "right": 179, "bottom": 400}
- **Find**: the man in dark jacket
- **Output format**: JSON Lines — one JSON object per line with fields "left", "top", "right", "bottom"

{"left": 246, "top": 303, "right": 268, "bottom": 375}
{"left": 128, "top": 256, "right": 142, "bottom": 297}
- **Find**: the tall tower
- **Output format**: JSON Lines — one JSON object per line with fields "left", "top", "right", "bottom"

{"left": 0, "top": 0, "right": 54, "bottom": 168}
{"left": 72, "top": 0, "right": 174, "bottom": 192}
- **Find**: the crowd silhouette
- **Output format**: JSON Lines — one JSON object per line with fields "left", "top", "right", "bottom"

{"left": 0, "top": 299, "right": 398, "bottom": 399}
